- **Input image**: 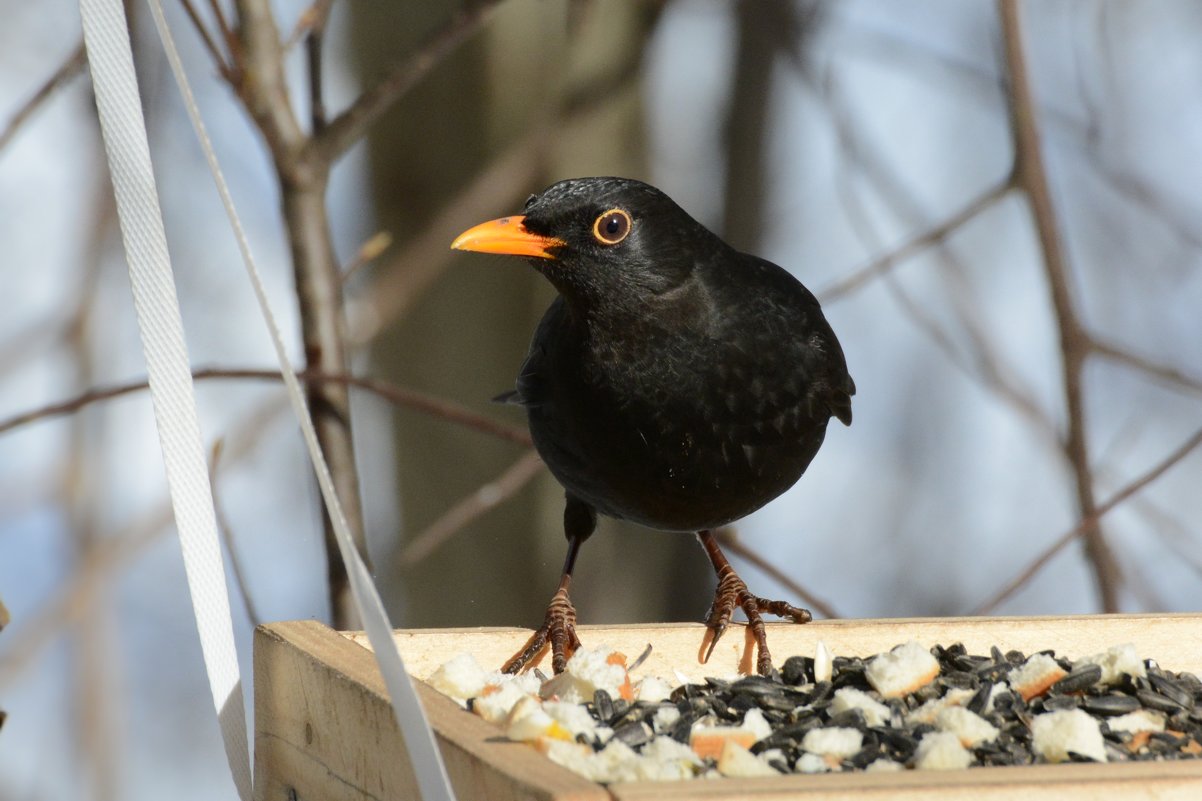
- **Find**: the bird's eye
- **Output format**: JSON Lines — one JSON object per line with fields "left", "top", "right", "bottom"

{"left": 592, "top": 209, "right": 632, "bottom": 245}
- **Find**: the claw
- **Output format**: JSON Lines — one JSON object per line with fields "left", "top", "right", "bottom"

{"left": 701, "top": 565, "right": 812, "bottom": 675}
{"left": 502, "top": 583, "right": 580, "bottom": 674}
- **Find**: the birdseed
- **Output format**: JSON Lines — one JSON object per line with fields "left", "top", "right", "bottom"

{"left": 435, "top": 641, "right": 1202, "bottom": 782}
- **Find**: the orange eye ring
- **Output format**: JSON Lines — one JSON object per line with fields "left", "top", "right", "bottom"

{"left": 592, "top": 209, "right": 632, "bottom": 245}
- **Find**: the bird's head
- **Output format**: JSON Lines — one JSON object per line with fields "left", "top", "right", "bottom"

{"left": 452, "top": 177, "right": 724, "bottom": 313}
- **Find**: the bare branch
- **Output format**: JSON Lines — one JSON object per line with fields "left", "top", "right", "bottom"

{"left": 206, "top": 0, "right": 237, "bottom": 52}
{"left": 1091, "top": 338, "right": 1202, "bottom": 397}
{"left": 999, "top": 0, "right": 1120, "bottom": 612}
{"left": 971, "top": 425, "right": 1202, "bottom": 615}
{"left": 306, "top": 29, "right": 326, "bottom": 132}
{"left": 818, "top": 180, "right": 1011, "bottom": 304}
{"left": 233, "top": 0, "right": 306, "bottom": 160}
{"left": 284, "top": 0, "right": 334, "bottom": 51}
{"left": 398, "top": 449, "right": 545, "bottom": 567}
{"left": 178, "top": 0, "right": 232, "bottom": 79}
{"left": 308, "top": 1, "right": 503, "bottom": 165}
{"left": 0, "top": 367, "right": 532, "bottom": 446}
{"left": 0, "top": 41, "right": 87, "bottom": 153}
{"left": 713, "top": 528, "right": 841, "bottom": 620}
{"left": 234, "top": 0, "right": 367, "bottom": 627}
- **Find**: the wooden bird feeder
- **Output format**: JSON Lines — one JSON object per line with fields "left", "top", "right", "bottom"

{"left": 253, "top": 614, "right": 1202, "bottom": 800}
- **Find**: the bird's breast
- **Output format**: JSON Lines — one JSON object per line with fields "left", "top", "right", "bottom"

{"left": 525, "top": 324, "right": 827, "bottom": 531}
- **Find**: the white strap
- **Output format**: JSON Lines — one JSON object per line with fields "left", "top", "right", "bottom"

{"left": 77, "top": 1, "right": 252, "bottom": 799}
{"left": 141, "top": 0, "right": 456, "bottom": 798}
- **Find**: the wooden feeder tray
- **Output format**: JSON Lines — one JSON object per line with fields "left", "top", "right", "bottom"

{"left": 253, "top": 614, "right": 1202, "bottom": 800}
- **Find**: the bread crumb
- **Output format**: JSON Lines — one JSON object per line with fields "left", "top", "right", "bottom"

{"left": 795, "top": 752, "right": 831, "bottom": 774}
{"left": 637, "top": 675, "right": 673, "bottom": 703}
{"left": 1010, "top": 653, "right": 1068, "bottom": 701}
{"left": 690, "top": 726, "right": 757, "bottom": 760}
{"left": 1031, "top": 709, "right": 1107, "bottom": 763}
{"left": 427, "top": 653, "right": 487, "bottom": 702}
{"left": 801, "top": 726, "right": 863, "bottom": 758}
{"left": 1107, "top": 709, "right": 1165, "bottom": 734}
{"left": 717, "top": 740, "right": 779, "bottom": 777}
{"left": 1080, "top": 643, "right": 1146, "bottom": 686}
{"left": 831, "top": 687, "right": 890, "bottom": 727}
{"left": 936, "top": 705, "right": 999, "bottom": 747}
{"left": 866, "top": 641, "right": 939, "bottom": 698}
{"left": 905, "top": 688, "right": 974, "bottom": 726}
{"left": 914, "top": 731, "right": 972, "bottom": 770}
{"left": 539, "top": 645, "right": 632, "bottom": 704}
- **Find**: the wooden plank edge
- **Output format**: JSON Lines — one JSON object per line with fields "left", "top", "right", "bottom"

{"left": 349, "top": 613, "right": 1202, "bottom": 681}
{"left": 255, "top": 620, "right": 610, "bottom": 801}
{"left": 610, "top": 759, "right": 1202, "bottom": 800}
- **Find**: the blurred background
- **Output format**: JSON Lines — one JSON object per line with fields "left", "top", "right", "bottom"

{"left": 2, "top": 0, "right": 1201, "bottom": 798}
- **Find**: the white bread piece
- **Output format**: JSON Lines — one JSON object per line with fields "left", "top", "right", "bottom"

{"left": 936, "top": 705, "right": 999, "bottom": 747}
{"left": 539, "top": 645, "right": 632, "bottom": 704}
{"left": 472, "top": 679, "right": 537, "bottom": 725}
{"left": 427, "top": 652, "right": 488, "bottom": 702}
{"left": 1107, "top": 709, "right": 1166, "bottom": 734}
{"left": 831, "top": 687, "right": 891, "bottom": 727}
{"left": 717, "top": 740, "right": 780, "bottom": 778}
{"left": 1080, "top": 643, "right": 1147, "bottom": 686}
{"left": 865, "top": 641, "right": 940, "bottom": 698}
{"left": 1010, "top": 653, "right": 1068, "bottom": 701}
{"left": 914, "top": 731, "right": 973, "bottom": 770}
{"left": 801, "top": 727, "right": 864, "bottom": 758}
{"left": 505, "top": 695, "right": 572, "bottom": 743}
{"left": 1031, "top": 709, "right": 1108, "bottom": 763}
{"left": 637, "top": 675, "right": 673, "bottom": 703}
{"left": 795, "top": 752, "right": 832, "bottom": 774}
{"left": 905, "top": 687, "right": 975, "bottom": 726}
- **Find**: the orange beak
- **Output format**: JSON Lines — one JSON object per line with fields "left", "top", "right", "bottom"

{"left": 451, "top": 215, "right": 564, "bottom": 260}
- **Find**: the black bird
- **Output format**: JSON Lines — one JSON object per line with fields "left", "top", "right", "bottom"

{"left": 451, "top": 177, "right": 854, "bottom": 676}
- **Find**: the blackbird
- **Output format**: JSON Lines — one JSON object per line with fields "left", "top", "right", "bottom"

{"left": 451, "top": 177, "right": 854, "bottom": 676}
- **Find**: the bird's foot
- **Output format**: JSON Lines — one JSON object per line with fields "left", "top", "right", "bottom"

{"left": 703, "top": 569, "right": 811, "bottom": 676}
{"left": 502, "top": 582, "right": 580, "bottom": 675}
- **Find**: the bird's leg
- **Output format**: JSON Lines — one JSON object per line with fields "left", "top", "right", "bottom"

{"left": 697, "top": 529, "right": 812, "bottom": 676}
{"left": 502, "top": 497, "right": 596, "bottom": 675}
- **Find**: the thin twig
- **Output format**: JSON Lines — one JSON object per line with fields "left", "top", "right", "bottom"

{"left": 1091, "top": 339, "right": 1202, "bottom": 397}
{"left": 398, "top": 449, "right": 545, "bottom": 567}
{"left": 307, "top": 1, "right": 503, "bottom": 165}
{"left": 284, "top": 0, "right": 334, "bottom": 51}
{"left": 713, "top": 528, "right": 840, "bottom": 620}
{"left": 0, "top": 367, "right": 532, "bottom": 446}
{"left": 340, "top": 230, "right": 393, "bottom": 284}
{"left": 971, "top": 425, "right": 1202, "bottom": 615}
{"left": 210, "top": 440, "right": 262, "bottom": 626}
{"left": 306, "top": 20, "right": 326, "bottom": 132}
{"left": 206, "top": 0, "right": 237, "bottom": 54}
{"left": 1000, "top": 0, "right": 1120, "bottom": 612}
{"left": 824, "top": 60, "right": 1060, "bottom": 450}
{"left": 178, "top": 0, "right": 232, "bottom": 79}
{"left": 818, "top": 180, "right": 1011, "bottom": 304}
{"left": 0, "top": 41, "right": 87, "bottom": 152}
